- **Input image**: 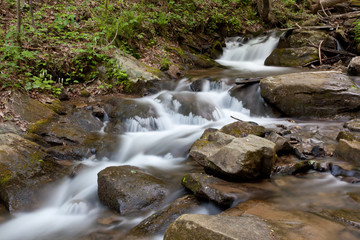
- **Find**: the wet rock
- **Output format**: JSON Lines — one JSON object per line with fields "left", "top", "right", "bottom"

{"left": 10, "top": 92, "right": 56, "bottom": 123}
{"left": 104, "top": 98, "right": 159, "bottom": 133}
{"left": 344, "top": 119, "right": 360, "bottom": 132}
{"left": 337, "top": 130, "right": 360, "bottom": 142}
{"left": 266, "top": 132, "right": 293, "bottom": 155}
{"left": 260, "top": 71, "right": 360, "bottom": 118}
{"left": 272, "top": 160, "right": 321, "bottom": 176}
{"left": 181, "top": 173, "right": 273, "bottom": 207}
{"left": 164, "top": 214, "right": 274, "bottom": 240}
{"left": 329, "top": 164, "right": 360, "bottom": 183}
{"left": 156, "top": 92, "right": 219, "bottom": 121}
{"left": 222, "top": 200, "right": 360, "bottom": 240}
{"left": 284, "top": 29, "right": 336, "bottom": 49}
{"left": 348, "top": 56, "right": 360, "bottom": 76}
{"left": 0, "top": 133, "right": 67, "bottom": 212}
{"left": 92, "top": 106, "right": 105, "bottom": 119}
{"left": 190, "top": 131, "right": 276, "bottom": 181}
{"left": 219, "top": 120, "right": 265, "bottom": 137}
{"left": 97, "top": 166, "right": 168, "bottom": 215}
{"left": 335, "top": 139, "right": 360, "bottom": 164}
{"left": 265, "top": 47, "right": 318, "bottom": 67}
{"left": 125, "top": 195, "right": 201, "bottom": 239}
{"left": 29, "top": 107, "right": 103, "bottom": 147}
{"left": 189, "top": 79, "right": 208, "bottom": 92}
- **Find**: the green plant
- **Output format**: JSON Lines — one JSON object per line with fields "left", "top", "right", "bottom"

{"left": 355, "top": 20, "right": 360, "bottom": 43}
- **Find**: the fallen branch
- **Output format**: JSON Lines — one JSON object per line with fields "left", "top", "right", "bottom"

{"left": 308, "top": 43, "right": 357, "bottom": 57}
{"left": 235, "top": 77, "right": 262, "bottom": 85}
{"left": 231, "top": 116, "right": 242, "bottom": 122}
{"left": 321, "top": 11, "right": 360, "bottom": 20}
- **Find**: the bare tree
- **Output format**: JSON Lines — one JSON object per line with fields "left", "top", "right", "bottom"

{"left": 256, "top": 0, "right": 271, "bottom": 23}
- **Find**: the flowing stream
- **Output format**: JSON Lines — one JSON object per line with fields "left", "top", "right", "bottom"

{"left": 1, "top": 33, "right": 359, "bottom": 240}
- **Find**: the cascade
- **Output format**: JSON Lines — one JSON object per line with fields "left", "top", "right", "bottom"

{"left": 0, "top": 33, "right": 358, "bottom": 240}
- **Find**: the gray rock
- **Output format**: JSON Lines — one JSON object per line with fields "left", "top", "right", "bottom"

{"left": 219, "top": 120, "right": 265, "bottom": 137}
{"left": 115, "top": 53, "right": 159, "bottom": 82}
{"left": 181, "top": 173, "right": 272, "bottom": 207}
{"left": 335, "top": 139, "right": 360, "bottom": 164}
{"left": 164, "top": 214, "right": 274, "bottom": 240}
{"left": 344, "top": 119, "right": 360, "bottom": 132}
{"left": 348, "top": 56, "right": 360, "bottom": 76}
{"left": 265, "top": 47, "right": 318, "bottom": 67}
{"left": 266, "top": 132, "right": 293, "bottom": 155}
{"left": 190, "top": 131, "right": 276, "bottom": 181}
{"left": 0, "top": 133, "right": 67, "bottom": 212}
{"left": 260, "top": 71, "right": 360, "bottom": 118}
{"left": 125, "top": 195, "right": 201, "bottom": 239}
{"left": 97, "top": 166, "right": 168, "bottom": 214}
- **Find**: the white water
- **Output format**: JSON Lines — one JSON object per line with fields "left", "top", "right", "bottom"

{"left": 1, "top": 34, "right": 358, "bottom": 240}
{"left": 216, "top": 32, "right": 297, "bottom": 76}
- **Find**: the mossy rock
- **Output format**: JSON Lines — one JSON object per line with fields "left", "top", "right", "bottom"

{"left": 264, "top": 47, "right": 318, "bottom": 67}
{"left": 0, "top": 133, "right": 67, "bottom": 212}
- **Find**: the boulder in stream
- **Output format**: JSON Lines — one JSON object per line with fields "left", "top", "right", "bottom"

{"left": 335, "top": 139, "right": 360, "bottom": 165}
{"left": 260, "top": 71, "right": 360, "bottom": 118}
{"left": 348, "top": 56, "right": 360, "bottom": 76}
{"left": 181, "top": 173, "right": 273, "bottom": 207}
{"left": 0, "top": 133, "right": 67, "bottom": 212}
{"left": 97, "top": 166, "right": 168, "bottom": 215}
{"left": 125, "top": 195, "right": 201, "bottom": 239}
{"left": 164, "top": 214, "right": 274, "bottom": 240}
{"left": 190, "top": 129, "right": 276, "bottom": 181}
{"left": 265, "top": 46, "right": 318, "bottom": 67}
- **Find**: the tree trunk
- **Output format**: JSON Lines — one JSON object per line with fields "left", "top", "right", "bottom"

{"left": 29, "top": 0, "right": 36, "bottom": 30}
{"left": 311, "top": 0, "right": 349, "bottom": 13}
{"left": 17, "top": 0, "right": 22, "bottom": 44}
{"left": 257, "top": 0, "right": 271, "bottom": 22}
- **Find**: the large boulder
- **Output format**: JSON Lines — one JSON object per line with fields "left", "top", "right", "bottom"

{"left": 266, "top": 29, "right": 336, "bottom": 67}
{"left": 279, "top": 29, "right": 337, "bottom": 49}
{"left": 0, "top": 133, "right": 67, "bottom": 212}
{"left": 335, "top": 139, "right": 360, "bottom": 165}
{"left": 190, "top": 130, "right": 276, "bottom": 181}
{"left": 348, "top": 56, "right": 360, "bottom": 76}
{"left": 97, "top": 166, "right": 168, "bottom": 215}
{"left": 260, "top": 71, "right": 360, "bottom": 118}
{"left": 164, "top": 214, "right": 274, "bottom": 240}
{"left": 181, "top": 173, "right": 273, "bottom": 207}
{"left": 264, "top": 47, "right": 318, "bottom": 67}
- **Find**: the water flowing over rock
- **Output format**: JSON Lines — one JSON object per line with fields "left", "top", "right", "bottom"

{"left": 265, "top": 29, "right": 336, "bottom": 67}
{"left": 189, "top": 127, "right": 276, "bottom": 181}
{"left": 181, "top": 173, "right": 273, "bottom": 207}
{"left": 344, "top": 119, "right": 360, "bottom": 132}
{"left": 260, "top": 71, "right": 360, "bottom": 118}
{"left": 97, "top": 166, "right": 168, "bottom": 215}
{"left": 0, "top": 133, "right": 67, "bottom": 212}
{"left": 164, "top": 214, "right": 274, "bottom": 240}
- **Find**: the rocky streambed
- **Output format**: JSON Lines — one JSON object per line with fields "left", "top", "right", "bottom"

{"left": 0, "top": 69, "right": 360, "bottom": 240}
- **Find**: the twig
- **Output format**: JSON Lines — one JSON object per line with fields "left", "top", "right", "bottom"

{"left": 308, "top": 43, "right": 357, "bottom": 57}
{"left": 231, "top": 116, "right": 242, "bottom": 122}
{"left": 318, "top": 40, "right": 324, "bottom": 65}
{"left": 101, "top": 20, "right": 119, "bottom": 51}
{"left": 320, "top": 1, "right": 329, "bottom": 17}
